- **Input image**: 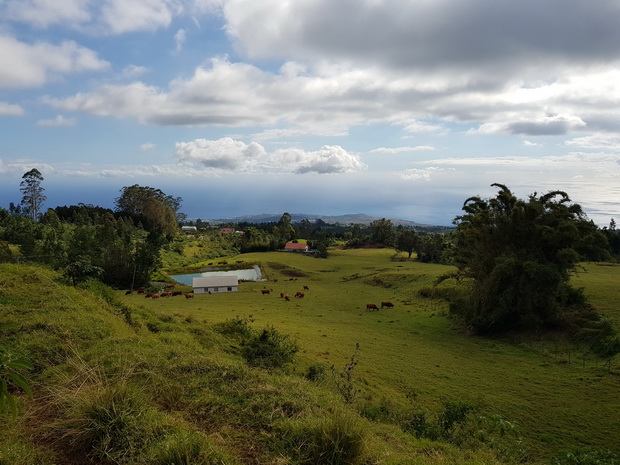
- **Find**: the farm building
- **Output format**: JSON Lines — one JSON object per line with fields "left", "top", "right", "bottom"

{"left": 192, "top": 276, "right": 239, "bottom": 294}
{"left": 181, "top": 226, "right": 197, "bottom": 233}
{"left": 284, "top": 242, "right": 309, "bottom": 252}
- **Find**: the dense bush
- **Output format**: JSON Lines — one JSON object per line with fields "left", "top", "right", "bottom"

{"left": 241, "top": 326, "right": 298, "bottom": 369}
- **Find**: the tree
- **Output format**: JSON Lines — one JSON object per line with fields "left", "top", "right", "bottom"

{"left": 370, "top": 218, "right": 394, "bottom": 245}
{"left": 272, "top": 212, "right": 295, "bottom": 246}
{"left": 20, "top": 169, "right": 46, "bottom": 221}
{"left": 395, "top": 229, "right": 419, "bottom": 259}
{"left": 115, "top": 185, "right": 181, "bottom": 237}
{"left": 450, "top": 183, "right": 608, "bottom": 333}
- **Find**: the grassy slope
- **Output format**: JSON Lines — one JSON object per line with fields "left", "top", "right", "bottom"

{"left": 1, "top": 262, "right": 506, "bottom": 465}
{"left": 1, "top": 250, "right": 619, "bottom": 464}
{"left": 148, "top": 249, "right": 619, "bottom": 459}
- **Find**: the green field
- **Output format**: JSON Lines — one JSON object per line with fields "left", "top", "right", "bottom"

{"left": 1, "top": 248, "right": 619, "bottom": 464}
{"left": 143, "top": 249, "right": 620, "bottom": 458}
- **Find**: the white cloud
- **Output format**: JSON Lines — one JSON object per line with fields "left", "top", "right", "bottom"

{"left": 565, "top": 134, "right": 620, "bottom": 151}
{"left": 175, "top": 137, "right": 364, "bottom": 174}
{"left": 271, "top": 145, "right": 366, "bottom": 174}
{"left": 121, "top": 65, "right": 148, "bottom": 79}
{"left": 176, "top": 137, "right": 267, "bottom": 170}
{"left": 100, "top": 0, "right": 180, "bottom": 34}
{"left": 0, "top": 35, "right": 109, "bottom": 88}
{"left": 174, "top": 28, "right": 187, "bottom": 51}
{"left": 141, "top": 143, "right": 156, "bottom": 151}
{"left": 371, "top": 146, "right": 435, "bottom": 154}
{"left": 0, "top": 102, "right": 25, "bottom": 116}
{"left": 523, "top": 140, "right": 541, "bottom": 147}
{"left": 36, "top": 115, "right": 77, "bottom": 127}
{"left": 3, "top": 0, "right": 92, "bottom": 28}
{"left": 400, "top": 167, "right": 444, "bottom": 181}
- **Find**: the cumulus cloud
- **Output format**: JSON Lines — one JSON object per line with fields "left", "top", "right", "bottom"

{"left": 0, "top": 36, "right": 109, "bottom": 88}
{"left": 176, "top": 137, "right": 267, "bottom": 170}
{"left": 371, "top": 146, "right": 435, "bottom": 154}
{"left": 99, "top": 0, "right": 181, "bottom": 34}
{"left": 271, "top": 145, "right": 366, "bottom": 174}
{"left": 37, "top": 115, "right": 77, "bottom": 127}
{"left": 0, "top": 102, "right": 24, "bottom": 116}
{"left": 175, "top": 137, "right": 364, "bottom": 174}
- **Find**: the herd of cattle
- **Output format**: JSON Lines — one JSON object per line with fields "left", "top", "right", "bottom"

{"left": 128, "top": 283, "right": 395, "bottom": 309}
{"left": 259, "top": 285, "right": 394, "bottom": 310}
{"left": 126, "top": 286, "right": 195, "bottom": 299}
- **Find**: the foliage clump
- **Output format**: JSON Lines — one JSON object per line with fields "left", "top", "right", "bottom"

{"left": 241, "top": 325, "right": 299, "bottom": 369}
{"left": 449, "top": 183, "right": 609, "bottom": 334}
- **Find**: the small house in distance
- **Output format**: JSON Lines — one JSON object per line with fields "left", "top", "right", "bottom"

{"left": 192, "top": 276, "right": 238, "bottom": 294}
{"left": 284, "top": 242, "right": 309, "bottom": 252}
{"left": 181, "top": 226, "right": 197, "bottom": 233}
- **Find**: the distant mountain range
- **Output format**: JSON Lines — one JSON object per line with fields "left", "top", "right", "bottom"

{"left": 199, "top": 213, "right": 450, "bottom": 229}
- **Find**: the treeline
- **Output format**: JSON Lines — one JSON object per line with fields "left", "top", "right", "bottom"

{"left": 0, "top": 184, "right": 182, "bottom": 288}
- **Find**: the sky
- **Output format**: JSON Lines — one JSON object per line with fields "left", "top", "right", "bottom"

{"left": 1, "top": 0, "right": 620, "bottom": 226}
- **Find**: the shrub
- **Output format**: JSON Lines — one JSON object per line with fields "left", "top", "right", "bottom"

{"left": 305, "top": 363, "right": 327, "bottom": 382}
{"left": 55, "top": 381, "right": 165, "bottom": 463}
{"left": 151, "top": 430, "right": 235, "bottom": 465}
{"left": 0, "top": 345, "right": 32, "bottom": 416}
{"left": 213, "top": 316, "right": 253, "bottom": 339}
{"left": 554, "top": 448, "right": 619, "bottom": 465}
{"left": 282, "top": 411, "right": 368, "bottom": 465}
{"left": 241, "top": 326, "right": 298, "bottom": 369}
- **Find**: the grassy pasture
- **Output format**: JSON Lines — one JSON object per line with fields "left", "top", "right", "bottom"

{"left": 1, "top": 249, "right": 618, "bottom": 464}
{"left": 128, "top": 248, "right": 620, "bottom": 460}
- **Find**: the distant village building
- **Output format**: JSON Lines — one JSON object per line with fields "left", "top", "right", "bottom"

{"left": 284, "top": 242, "right": 309, "bottom": 252}
{"left": 181, "top": 226, "right": 197, "bottom": 233}
{"left": 192, "top": 276, "right": 239, "bottom": 294}
{"left": 219, "top": 227, "right": 244, "bottom": 234}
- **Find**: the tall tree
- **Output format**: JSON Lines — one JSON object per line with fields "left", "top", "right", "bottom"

{"left": 20, "top": 169, "right": 46, "bottom": 221}
{"left": 450, "top": 183, "right": 608, "bottom": 333}
{"left": 370, "top": 218, "right": 394, "bottom": 245}
{"left": 395, "top": 229, "right": 419, "bottom": 259}
{"left": 115, "top": 185, "right": 181, "bottom": 237}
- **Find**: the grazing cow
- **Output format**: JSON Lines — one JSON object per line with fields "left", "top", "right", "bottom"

{"left": 185, "top": 293, "right": 194, "bottom": 299}
{"left": 296, "top": 292, "right": 305, "bottom": 299}
{"left": 137, "top": 287, "right": 146, "bottom": 294}
{"left": 280, "top": 292, "right": 285, "bottom": 298}
{"left": 151, "top": 293, "right": 160, "bottom": 299}
{"left": 381, "top": 301, "right": 394, "bottom": 308}
{"left": 208, "top": 262, "right": 213, "bottom": 266}
{"left": 284, "top": 294, "right": 290, "bottom": 301}
{"left": 236, "top": 260, "right": 244, "bottom": 264}
{"left": 125, "top": 290, "right": 132, "bottom": 295}
{"left": 303, "top": 285, "right": 309, "bottom": 290}
{"left": 366, "top": 303, "right": 378, "bottom": 311}
{"left": 172, "top": 291, "right": 183, "bottom": 296}
{"left": 261, "top": 289, "right": 271, "bottom": 295}
{"left": 160, "top": 291, "right": 173, "bottom": 298}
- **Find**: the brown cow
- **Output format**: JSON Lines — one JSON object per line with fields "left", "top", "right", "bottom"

{"left": 284, "top": 294, "right": 290, "bottom": 301}
{"left": 381, "top": 301, "right": 394, "bottom": 308}
{"left": 261, "top": 289, "right": 271, "bottom": 295}
{"left": 137, "top": 287, "right": 146, "bottom": 294}
{"left": 125, "top": 290, "right": 132, "bottom": 295}
{"left": 172, "top": 291, "right": 183, "bottom": 296}
{"left": 303, "top": 285, "right": 309, "bottom": 290}
{"left": 296, "top": 292, "right": 304, "bottom": 299}
{"left": 185, "top": 293, "right": 194, "bottom": 299}
{"left": 366, "top": 303, "right": 378, "bottom": 311}
{"left": 280, "top": 292, "right": 285, "bottom": 298}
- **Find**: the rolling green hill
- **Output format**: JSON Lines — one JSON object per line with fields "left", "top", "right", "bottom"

{"left": 1, "top": 250, "right": 618, "bottom": 464}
